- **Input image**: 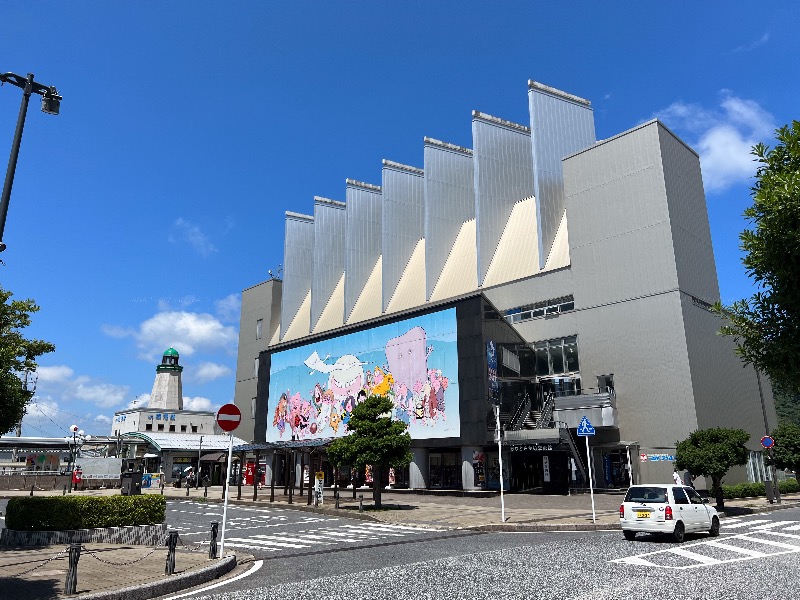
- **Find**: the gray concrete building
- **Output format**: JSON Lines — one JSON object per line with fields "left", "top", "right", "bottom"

{"left": 233, "top": 80, "right": 776, "bottom": 492}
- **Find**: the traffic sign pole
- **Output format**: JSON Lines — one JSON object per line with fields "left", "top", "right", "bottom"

{"left": 219, "top": 432, "right": 234, "bottom": 556}
{"left": 216, "top": 403, "right": 241, "bottom": 556}
{"left": 585, "top": 435, "right": 596, "bottom": 523}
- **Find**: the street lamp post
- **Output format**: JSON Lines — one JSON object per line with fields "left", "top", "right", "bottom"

{"left": 0, "top": 71, "right": 62, "bottom": 252}
{"left": 66, "top": 425, "right": 90, "bottom": 493}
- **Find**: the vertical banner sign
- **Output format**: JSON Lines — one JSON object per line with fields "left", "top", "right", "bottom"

{"left": 542, "top": 455, "right": 551, "bottom": 483}
{"left": 487, "top": 340, "right": 499, "bottom": 405}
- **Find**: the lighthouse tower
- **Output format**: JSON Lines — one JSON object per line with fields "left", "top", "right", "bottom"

{"left": 149, "top": 347, "right": 183, "bottom": 410}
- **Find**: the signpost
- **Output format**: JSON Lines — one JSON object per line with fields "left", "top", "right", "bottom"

{"left": 216, "top": 403, "right": 241, "bottom": 557}
{"left": 577, "top": 416, "right": 596, "bottom": 523}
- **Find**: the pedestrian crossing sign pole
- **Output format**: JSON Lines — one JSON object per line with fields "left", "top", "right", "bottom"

{"left": 216, "top": 404, "right": 242, "bottom": 557}
{"left": 577, "top": 416, "right": 596, "bottom": 523}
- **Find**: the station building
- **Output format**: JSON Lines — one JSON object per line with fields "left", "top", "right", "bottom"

{"left": 233, "top": 80, "right": 777, "bottom": 493}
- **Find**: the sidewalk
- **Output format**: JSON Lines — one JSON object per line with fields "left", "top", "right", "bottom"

{"left": 1, "top": 484, "right": 798, "bottom": 599}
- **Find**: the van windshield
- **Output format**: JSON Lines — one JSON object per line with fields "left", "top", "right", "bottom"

{"left": 625, "top": 486, "right": 668, "bottom": 503}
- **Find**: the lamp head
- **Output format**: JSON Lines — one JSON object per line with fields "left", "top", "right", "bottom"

{"left": 41, "top": 88, "right": 61, "bottom": 115}
{"left": 70, "top": 425, "right": 79, "bottom": 433}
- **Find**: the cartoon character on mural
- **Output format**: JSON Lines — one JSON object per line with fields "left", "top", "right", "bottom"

{"left": 272, "top": 393, "right": 289, "bottom": 438}
{"left": 270, "top": 318, "right": 454, "bottom": 441}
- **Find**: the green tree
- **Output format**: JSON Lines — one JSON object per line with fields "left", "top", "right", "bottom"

{"left": 675, "top": 427, "right": 750, "bottom": 509}
{"left": 0, "top": 286, "right": 55, "bottom": 434}
{"left": 714, "top": 121, "right": 800, "bottom": 391}
{"left": 771, "top": 423, "right": 800, "bottom": 479}
{"left": 774, "top": 386, "right": 800, "bottom": 427}
{"left": 326, "top": 395, "right": 411, "bottom": 509}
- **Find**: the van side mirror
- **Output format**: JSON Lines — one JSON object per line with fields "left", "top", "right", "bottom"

{"left": 701, "top": 498, "right": 709, "bottom": 504}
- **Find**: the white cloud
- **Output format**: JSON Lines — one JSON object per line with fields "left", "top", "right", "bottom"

{"left": 732, "top": 32, "right": 769, "bottom": 54}
{"left": 105, "top": 310, "right": 237, "bottom": 362}
{"left": 32, "top": 364, "right": 131, "bottom": 410}
{"left": 192, "top": 362, "right": 232, "bottom": 384}
{"left": 129, "top": 393, "right": 151, "bottom": 409}
{"left": 215, "top": 294, "right": 241, "bottom": 323}
{"left": 169, "top": 218, "right": 217, "bottom": 256}
{"left": 75, "top": 382, "right": 129, "bottom": 408}
{"left": 182, "top": 396, "right": 217, "bottom": 412}
{"left": 22, "top": 398, "right": 111, "bottom": 437}
{"left": 36, "top": 365, "right": 75, "bottom": 383}
{"left": 94, "top": 414, "right": 112, "bottom": 425}
{"left": 654, "top": 93, "right": 775, "bottom": 193}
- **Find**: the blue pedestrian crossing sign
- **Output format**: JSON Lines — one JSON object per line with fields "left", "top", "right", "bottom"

{"left": 577, "top": 416, "right": 595, "bottom": 436}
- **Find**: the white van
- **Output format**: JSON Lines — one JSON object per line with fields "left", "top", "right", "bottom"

{"left": 620, "top": 484, "right": 720, "bottom": 542}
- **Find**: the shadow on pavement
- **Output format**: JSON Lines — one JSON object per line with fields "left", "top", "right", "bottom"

{"left": 0, "top": 576, "right": 61, "bottom": 600}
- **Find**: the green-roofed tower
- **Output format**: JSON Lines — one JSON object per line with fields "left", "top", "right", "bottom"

{"left": 149, "top": 347, "right": 183, "bottom": 410}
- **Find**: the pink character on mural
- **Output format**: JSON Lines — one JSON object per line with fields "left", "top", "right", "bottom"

{"left": 272, "top": 393, "right": 289, "bottom": 438}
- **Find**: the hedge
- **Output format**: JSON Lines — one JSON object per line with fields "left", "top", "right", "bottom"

{"left": 5, "top": 495, "right": 166, "bottom": 531}
{"left": 721, "top": 479, "right": 799, "bottom": 500}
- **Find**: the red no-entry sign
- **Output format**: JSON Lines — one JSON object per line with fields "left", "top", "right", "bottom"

{"left": 216, "top": 403, "right": 242, "bottom": 432}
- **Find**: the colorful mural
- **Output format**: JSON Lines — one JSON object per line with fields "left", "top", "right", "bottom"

{"left": 267, "top": 307, "right": 460, "bottom": 441}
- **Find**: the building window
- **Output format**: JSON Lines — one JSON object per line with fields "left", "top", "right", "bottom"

{"left": 251, "top": 397, "right": 257, "bottom": 420}
{"left": 191, "top": 425, "right": 198, "bottom": 433}
{"left": 254, "top": 357, "right": 259, "bottom": 378}
{"left": 181, "top": 425, "right": 187, "bottom": 432}
{"left": 533, "top": 336, "right": 579, "bottom": 377}
{"left": 158, "top": 424, "right": 164, "bottom": 431}
{"left": 256, "top": 319, "right": 263, "bottom": 340}
{"left": 169, "top": 425, "right": 176, "bottom": 432}
{"left": 145, "top": 424, "right": 152, "bottom": 431}
{"left": 504, "top": 296, "right": 575, "bottom": 325}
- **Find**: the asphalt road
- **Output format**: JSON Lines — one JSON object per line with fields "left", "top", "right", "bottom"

{"left": 161, "top": 503, "right": 800, "bottom": 600}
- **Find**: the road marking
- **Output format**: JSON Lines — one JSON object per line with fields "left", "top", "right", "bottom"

{"left": 721, "top": 519, "right": 771, "bottom": 529}
{"left": 252, "top": 534, "right": 333, "bottom": 545}
{"left": 750, "top": 521, "right": 798, "bottom": 530}
{"left": 784, "top": 523, "right": 800, "bottom": 531}
{"left": 740, "top": 536, "right": 800, "bottom": 551}
{"left": 225, "top": 537, "right": 307, "bottom": 548}
{"left": 667, "top": 547, "right": 720, "bottom": 565}
{"left": 704, "top": 540, "right": 769, "bottom": 557}
{"left": 759, "top": 531, "right": 800, "bottom": 541}
{"left": 163, "top": 559, "right": 263, "bottom": 599}
{"left": 612, "top": 556, "right": 659, "bottom": 566}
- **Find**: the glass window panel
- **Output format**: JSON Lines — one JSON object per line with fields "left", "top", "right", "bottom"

{"left": 531, "top": 308, "right": 544, "bottom": 318}
{"left": 550, "top": 342, "right": 564, "bottom": 374}
{"left": 564, "top": 343, "right": 579, "bottom": 372}
{"left": 256, "top": 319, "right": 263, "bottom": 340}
{"left": 521, "top": 311, "right": 533, "bottom": 320}
{"left": 535, "top": 345, "right": 550, "bottom": 376}
{"left": 561, "top": 301, "right": 574, "bottom": 312}
{"left": 545, "top": 306, "right": 559, "bottom": 315}
{"left": 512, "top": 314, "right": 522, "bottom": 323}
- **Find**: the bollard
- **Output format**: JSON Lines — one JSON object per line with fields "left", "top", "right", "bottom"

{"left": 63, "top": 484, "right": 67, "bottom": 496}
{"left": 64, "top": 543, "right": 81, "bottom": 595}
{"left": 204, "top": 485, "right": 208, "bottom": 498}
{"left": 209, "top": 521, "right": 219, "bottom": 559}
{"left": 359, "top": 494, "right": 363, "bottom": 513}
{"left": 30, "top": 484, "right": 34, "bottom": 496}
{"left": 335, "top": 492, "right": 340, "bottom": 509}
{"left": 186, "top": 483, "right": 190, "bottom": 497}
{"left": 161, "top": 483, "right": 164, "bottom": 495}
{"left": 165, "top": 530, "right": 178, "bottom": 575}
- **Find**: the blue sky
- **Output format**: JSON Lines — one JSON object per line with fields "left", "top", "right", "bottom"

{"left": 1, "top": 3, "right": 797, "bottom": 437}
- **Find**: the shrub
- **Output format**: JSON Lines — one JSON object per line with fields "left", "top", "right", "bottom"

{"left": 5, "top": 495, "right": 166, "bottom": 531}
{"left": 721, "top": 479, "right": 800, "bottom": 499}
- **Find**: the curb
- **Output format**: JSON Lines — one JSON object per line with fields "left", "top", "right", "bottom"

{"left": 74, "top": 554, "right": 237, "bottom": 600}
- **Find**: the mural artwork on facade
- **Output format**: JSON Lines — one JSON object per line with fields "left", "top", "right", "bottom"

{"left": 268, "top": 308, "right": 460, "bottom": 441}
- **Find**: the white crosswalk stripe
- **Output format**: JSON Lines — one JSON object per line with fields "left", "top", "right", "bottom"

{"left": 722, "top": 519, "right": 771, "bottom": 529}
{"left": 784, "top": 523, "right": 800, "bottom": 531}
{"left": 221, "top": 521, "right": 444, "bottom": 552}
{"left": 667, "top": 547, "right": 720, "bottom": 565}
{"left": 750, "top": 521, "right": 798, "bottom": 530}
{"left": 704, "top": 540, "right": 769, "bottom": 557}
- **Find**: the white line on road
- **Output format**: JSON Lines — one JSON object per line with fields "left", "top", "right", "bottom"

{"left": 704, "top": 540, "right": 768, "bottom": 557}
{"left": 225, "top": 537, "right": 307, "bottom": 548}
{"left": 162, "top": 558, "right": 263, "bottom": 599}
{"left": 742, "top": 536, "right": 800, "bottom": 551}
{"left": 721, "top": 519, "right": 771, "bottom": 529}
{"left": 750, "top": 521, "right": 798, "bottom": 530}
{"left": 667, "top": 547, "right": 720, "bottom": 565}
{"left": 252, "top": 534, "right": 333, "bottom": 545}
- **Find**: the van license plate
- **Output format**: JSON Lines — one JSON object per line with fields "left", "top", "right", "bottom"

{"left": 636, "top": 511, "right": 650, "bottom": 518}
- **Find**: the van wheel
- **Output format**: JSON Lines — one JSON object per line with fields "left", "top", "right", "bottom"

{"left": 672, "top": 521, "right": 685, "bottom": 543}
{"left": 709, "top": 516, "right": 720, "bottom": 537}
{"left": 623, "top": 530, "right": 636, "bottom": 541}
